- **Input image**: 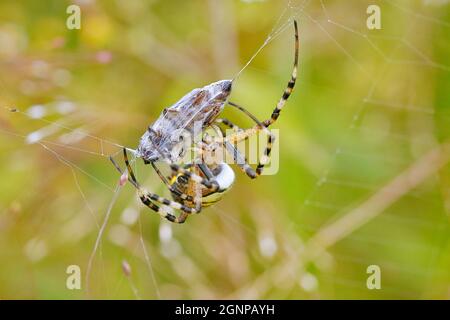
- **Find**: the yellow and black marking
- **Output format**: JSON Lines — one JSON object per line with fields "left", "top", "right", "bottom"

{"left": 113, "top": 148, "right": 206, "bottom": 223}
{"left": 215, "top": 118, "right": 242, "bottom": 132}
{"left": 169, "top": 163, "right": 220, "bottom": 192}
{"left": 121, "top": 148, "right": 224, "bottom": 223}
{"left": 268, "top": 20, "right": 298, "bottom": 126}
{"left": 213, "top": 20, "right": 299, "bottom": 179}
{"left": 257, "top": 20, "right": 298, "bottom": 176}
{"left": 168, "top": 163, "right": 231, "bottom": 209}
{"left": 111, "top": 20, "right": 299, "bottom": 224}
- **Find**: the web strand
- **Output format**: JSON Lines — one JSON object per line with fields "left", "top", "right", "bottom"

{"left": 0, "top": 0, "right": 448, "bottom": 299}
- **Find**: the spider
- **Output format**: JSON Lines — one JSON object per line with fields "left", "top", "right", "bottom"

{"left": 111, "top": 20, "right": 298, "bottom": 224}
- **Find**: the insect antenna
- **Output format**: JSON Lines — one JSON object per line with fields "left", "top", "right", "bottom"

{"left": 227, "top": 102, "right": 265, "bottom": 127}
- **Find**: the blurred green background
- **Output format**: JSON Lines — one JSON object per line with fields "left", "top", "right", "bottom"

{"left": 0, "top": 0, "right": 449, "bottom": 299}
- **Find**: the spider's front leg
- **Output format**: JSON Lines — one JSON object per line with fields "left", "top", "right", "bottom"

{"left": 217, "top": 20, "right": 298, "bottom": 177}
{"left": 137, "top": 187, "right": 198, "bottom": 223}
{"left": 210, "top": 122, "right": 274, "bottom": 178}
{"left": 138, "top": 191, "right": 182, "bottom": 223}
{"left": 215, "top": 118, "right": 243, "bottom": 132}
{"left": 200, "top": 125, "right": 259, "bottom": 181}
{"left": 117, "top": 148, "right": 201, "bottom": 224}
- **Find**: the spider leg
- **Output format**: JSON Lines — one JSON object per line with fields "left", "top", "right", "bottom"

{"left": 215, "top": 117, "right": 243, "bottom": 132}
{"left": 111, "top": 153, "right": 178, "bottom": 221}
{"left": 199, "top": 123, "right": 255, "bottom": 178}
{"left": 150, "top": 160, "right": 170, "bottom": 186}
{"left": 122, "top": 148, "right": 140, "bottom": 187}
{"left": 150, "top": 160, "right": 197, "bottom": 203}
{"left": 264, "top": 19, "right": 298, "bottom": 127}
{"left": 212, "top": 124, "right": 273, "bottom": 177}
{"left": 143, "top": 178, "right": 203, "bottom": 223}
{"left": 138, "top": 187, "right": 198, "bottom": 215}
{"left": 139, "top": 193, "right": 175, "bottom": 222}
{"left": 167, "top": 140, "right": 223, "bottom": 207}
{"left": 109, "top": 152, "right": 140, "bottom": 189}
{"left": 196, "top": 162, "right": 216, "bottom": 180}
{"left": 141, "top": 194, "right": 191, "bottom": 224}
{"left": 223, "top": 140, "right": 258, "bottom": 179}
{"left": 120, "top": 148, "right": 199, "bottom": 223}
{"left": 221, "top": 102, "right": 273, "bottom": 142}
{"left": 169, "top": 163, "right": 220, "bottom": 192}
{"left": 223, "top": 20, "right": 298, "bottom": 133}
{"left": 122, "top": 148, "right": 198, "bottom": 204}
{"left": 220, "top": 20, "right": 298, "bottom": 176}
{"left": 254, "top": 129, "right": 276, "bottom": 176}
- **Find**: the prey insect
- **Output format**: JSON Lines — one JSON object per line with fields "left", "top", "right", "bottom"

{"left": 111, "top": 20, "right": 299, "bottom": 224}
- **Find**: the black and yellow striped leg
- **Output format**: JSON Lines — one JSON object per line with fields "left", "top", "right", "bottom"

{"left": 264, "top": 20, "right": 298, "bottom": 127}
{"left": 150, "top": 160, "right": 196, "bottom": 203}
{"left": 255, "top": 21, "right": 298, "bottom": 175}
{"left": 217, "top": 125, "right": 276, "bottom": 177}
{"left": 223, "top": 140, "right": 257, "bottom": 179}
{"left": 138, "top": 188, "right": 198, "bottom": 218}
{"left": 223, "top": 101, "right": 276, "bottom": 176}
{"left": 144, "top": 187, "right": 202, "bottom": 223}
{"left": 255, "top": 130, "right": 275, "bottom": 176}
{"left": 169, "top": 163, "right": 220, "bottom": 192}
{"left": 168, "top": 161, "right": 223, "bottom": 209}
{"left": 215, "top": 118, "right": 242, "bottom": 132}
{"left": 111, "top": 153, "right": 184, "bottom": 222}
{"left": 122, "top": 148, "right": 192, "bottom": 200}
{"left": 245, "top": 20, "right": 299, "bottom": 176}
{"left": 140, "top": 193, "right": 192, "bottom": 224}
{"left": 121, "top": 148, "right": 198, "bottom": 223}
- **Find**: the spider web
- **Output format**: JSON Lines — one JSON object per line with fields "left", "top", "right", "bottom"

{"left": 0, "top": 0, "right": 308, "bottom": 299}
{"left": 0, "top": 0, "right": 449, "bottom": 299}
{"left": 296, "top": 0, "right": 450, "bottom": 298}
